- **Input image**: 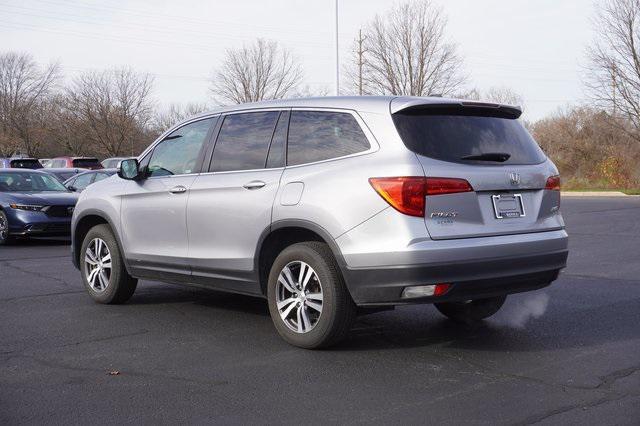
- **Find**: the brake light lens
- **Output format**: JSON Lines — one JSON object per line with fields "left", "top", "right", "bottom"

{"left": 545, "top": 175, "right": 561, "bottom": 191}
{"left": 369, "top": 177, "right": 426, "bottom": 217}
{"left": 369, "top": 177, "right": 473, "bottom": 217}
{"left": 425, "top": 177, "right": 474, "bottom": 196}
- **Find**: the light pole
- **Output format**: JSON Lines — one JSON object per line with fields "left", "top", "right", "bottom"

{"left": 334, "top": 0, "right": 339, "bottom": 96}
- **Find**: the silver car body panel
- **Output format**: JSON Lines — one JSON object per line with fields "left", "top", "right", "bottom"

{"left": 72, "top": 96, "right": 568, "bottom": 305}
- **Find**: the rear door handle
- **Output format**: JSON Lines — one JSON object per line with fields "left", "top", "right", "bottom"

{"left": 243, "top": 180, "right": 266, "bottom": 190}
{"left": 169, "top": 185, "right": 187, "bottom": 194}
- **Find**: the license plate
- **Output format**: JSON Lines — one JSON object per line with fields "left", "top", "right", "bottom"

{"left": 492, "top": 194, "right": 525, "bottom": 219}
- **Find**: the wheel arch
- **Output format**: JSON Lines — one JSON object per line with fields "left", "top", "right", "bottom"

{"left": 255, "top": 220, "right": 349, "bottom": 297}
{"left": 73, "top": 210, "right": 131, "bottom": 274}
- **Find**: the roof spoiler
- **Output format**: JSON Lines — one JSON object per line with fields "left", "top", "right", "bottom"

{"left": 390, "top": 98, "right": 523, "bottom": 119}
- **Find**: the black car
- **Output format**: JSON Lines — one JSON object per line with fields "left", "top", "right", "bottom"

{"left": 64, "top": 169, "right": 117, "bottom": 193}
{"left": 0, "top": 169, "right": 78, "bottom": 245}
{"left": 0, "top": 158, "right": 43, "bottom": 169}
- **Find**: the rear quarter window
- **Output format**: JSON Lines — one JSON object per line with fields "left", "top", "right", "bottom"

{"left": 287, "top": 111, "right": 370, "bottom": 166}
{"left": 392, "top": 109, "right": 546, "bottom": 165}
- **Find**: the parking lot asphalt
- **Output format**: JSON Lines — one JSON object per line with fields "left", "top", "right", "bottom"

{"left": 1, "top": 197, "right": 639, "bottom": 425}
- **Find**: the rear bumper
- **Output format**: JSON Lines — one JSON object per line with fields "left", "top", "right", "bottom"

{"left": 339, "top": 229, "right": 568, "bottom": 306}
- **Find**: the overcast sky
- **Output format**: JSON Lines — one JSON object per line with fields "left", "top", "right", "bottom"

{"left": 1, "top": 0, "right": 595, "bottom": 121}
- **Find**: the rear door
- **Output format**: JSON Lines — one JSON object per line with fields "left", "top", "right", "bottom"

{"left": 186, "top": 110, "right": 286, "bottom": 294}
{"left": 392, "top": 102, "right": 564, "bottom": 240}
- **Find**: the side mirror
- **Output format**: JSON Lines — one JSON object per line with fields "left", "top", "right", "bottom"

{"left": 67, "top": 185, "right": 77, "bottom": 192}
{"left": 118, "top": 158, "right": 142, "bottom": 180}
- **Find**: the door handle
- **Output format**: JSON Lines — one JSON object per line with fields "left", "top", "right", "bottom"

{"left": 169, "top": 185, "right": 187, "bottom": 194}
{"left": 243, "top": 180, "right": 266, "bottom": 190}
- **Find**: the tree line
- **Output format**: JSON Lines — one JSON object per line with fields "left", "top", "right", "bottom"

{"left": 1, "top": 0, "right": 638, "bottom": 188}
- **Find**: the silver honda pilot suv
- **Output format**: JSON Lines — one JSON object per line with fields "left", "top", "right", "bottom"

{"left": 71, "top": 96, "right": 568, "bottom": 349}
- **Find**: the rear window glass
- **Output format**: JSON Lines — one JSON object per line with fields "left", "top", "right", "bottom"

{"left": 392, "top": 109, "right": 546, "bottom": 165}
{"left": 211, "top": 111, "right": 280, "bottom": 172}
{"left": 73, "top": 158, "right": 101, "bottom": 168}
{"left": 10, "top": 159, "right": 42, "bottom": 169}
{"left": 287, "top": 111, "right": 370, "bottom": 166}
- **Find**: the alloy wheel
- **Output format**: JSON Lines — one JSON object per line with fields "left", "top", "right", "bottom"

{"left": 84, "top": 238, "right": 112, "bottom": 292}
{"left": 0, "top": 213, "right": 7, "bottom": 241}
{"left": 276, "top": 261, "right": 323, "bottom": 333}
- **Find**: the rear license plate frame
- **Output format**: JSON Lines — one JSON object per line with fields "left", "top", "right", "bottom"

{"left": 491, "top": 193, "right": 526, "bottom": 219}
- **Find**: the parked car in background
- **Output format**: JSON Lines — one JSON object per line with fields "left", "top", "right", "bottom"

{"left": 64, "top": 169, "right": 117, "bottom": 193}
{"left": 101, "top": 157, "right": 131, "bottom": 168}
{"left": 42, "top": 168, "right": 87, "bottom": 183}
{"left": 39, "top": 159, "right": 52, "bottom": 168}
{"left": 0, "top": 169, "right": 78, "bottom": 245}
{"left": 49, "top": 157, "right": 103, "bottom": 170}
{"left": 71, "top": 96, "right": 568, "bottom": 349}
{"left": 0, "top": 158, "right": 44, "bottom": 169}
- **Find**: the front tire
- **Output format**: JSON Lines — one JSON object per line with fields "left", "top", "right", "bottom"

{"left": 0, "top": 210, "right": 12, "bottom": 245}
{"left": 435, "top": 296, "right": 506, "bottom": 323}
{"left": 80, "top": 224, "right": 137, "bottom": 304}
{"left": 267, "top": 242, "right": 356, "bottom": 349}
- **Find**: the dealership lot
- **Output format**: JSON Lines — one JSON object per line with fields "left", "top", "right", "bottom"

{"left": 1, "top": 197, "right": 639, "bottom": 425}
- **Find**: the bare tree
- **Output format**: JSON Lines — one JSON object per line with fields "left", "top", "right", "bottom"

{"left": 67, "top": 68, "right": 154, "bottom": 156}
{"left": 459, "top": 86, "right": 524, "bottom": 106}
{"left": 210, "top": 39, "right": 303, "bottom": 104}
{"left": 0, "top": 52, "right": 59, "bottom": 156}
{"left": 152, "top": 102, "right": 209, "bottom": 134}
{"left": 586, "top": 0, "right": 640, "bottom": 138}
{"left": 348, "top": 0, "right": 466, "bottom": 96}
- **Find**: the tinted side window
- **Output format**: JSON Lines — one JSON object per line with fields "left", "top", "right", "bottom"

{"left": 287, "top": 111, "right": 370, "bottom": 166}
{"left": 211, "top": 111, "right": 279, "bottom": 172}
{"left": 266, "top": 111, "right": 289, "bottom": 168}
{"left": 148, "top": 118, "right": 214, "bottom": 177}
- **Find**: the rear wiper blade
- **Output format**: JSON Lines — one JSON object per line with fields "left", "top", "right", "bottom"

{"left": 460, "top": 152, "right": 511, "bottom": 162}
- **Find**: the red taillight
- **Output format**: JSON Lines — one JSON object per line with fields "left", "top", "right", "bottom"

{"left": 369, "top": 177, "right": 426, "bottom": 217}
{"left": 425, "top": 177, "right": 474, "bottom": 196}
{"left": 369, "top": 177, "right": 473, "bottom": 217}
{"left": 433, "top": 283, "right": 451, "bottom": 296}
{"left": 545, "top": 175, "right": 561, "bottom": 191}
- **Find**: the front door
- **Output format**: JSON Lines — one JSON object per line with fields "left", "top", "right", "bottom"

{"left": 120, "top": 117, "right": 216, "bottom": 279}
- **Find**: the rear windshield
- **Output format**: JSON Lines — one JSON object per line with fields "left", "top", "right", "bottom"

{"left": 73, "top": 158, "right": 100, "bottom": 168}
{"left": 392, "top": 109, "right": 546, "bottom": 165}
{"left": 10, "top": 159, "right": 43, "bottom": 169}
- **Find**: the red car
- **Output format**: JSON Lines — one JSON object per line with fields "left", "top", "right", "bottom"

{"left": 49, "top": 157, "right": 103, "bottom": 170}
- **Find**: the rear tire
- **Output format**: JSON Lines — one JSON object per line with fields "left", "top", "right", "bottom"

{"left": 80, "top": 224, "right": 137, "bottom": 304}
{"left": 435, "top": 296, "right": 506, "bottom": 323}
{"left": 267, "top": 242, "right": 356, "bottom": 349}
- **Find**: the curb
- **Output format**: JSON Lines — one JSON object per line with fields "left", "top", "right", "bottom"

{"left": 561, "top": 191, "right": 631, "bottom": 197}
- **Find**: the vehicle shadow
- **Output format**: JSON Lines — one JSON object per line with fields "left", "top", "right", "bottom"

{"left": 338, "top": 298, "right": 640, "bottom": 353}
{"left": 130, "top": 283, "right": 270, "bottom": 317}
{"left": 4, "top": 237, "right": 71, "bottom": 246}
{"left": 125, "top": 283, "right": 640, "bottom": 353}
